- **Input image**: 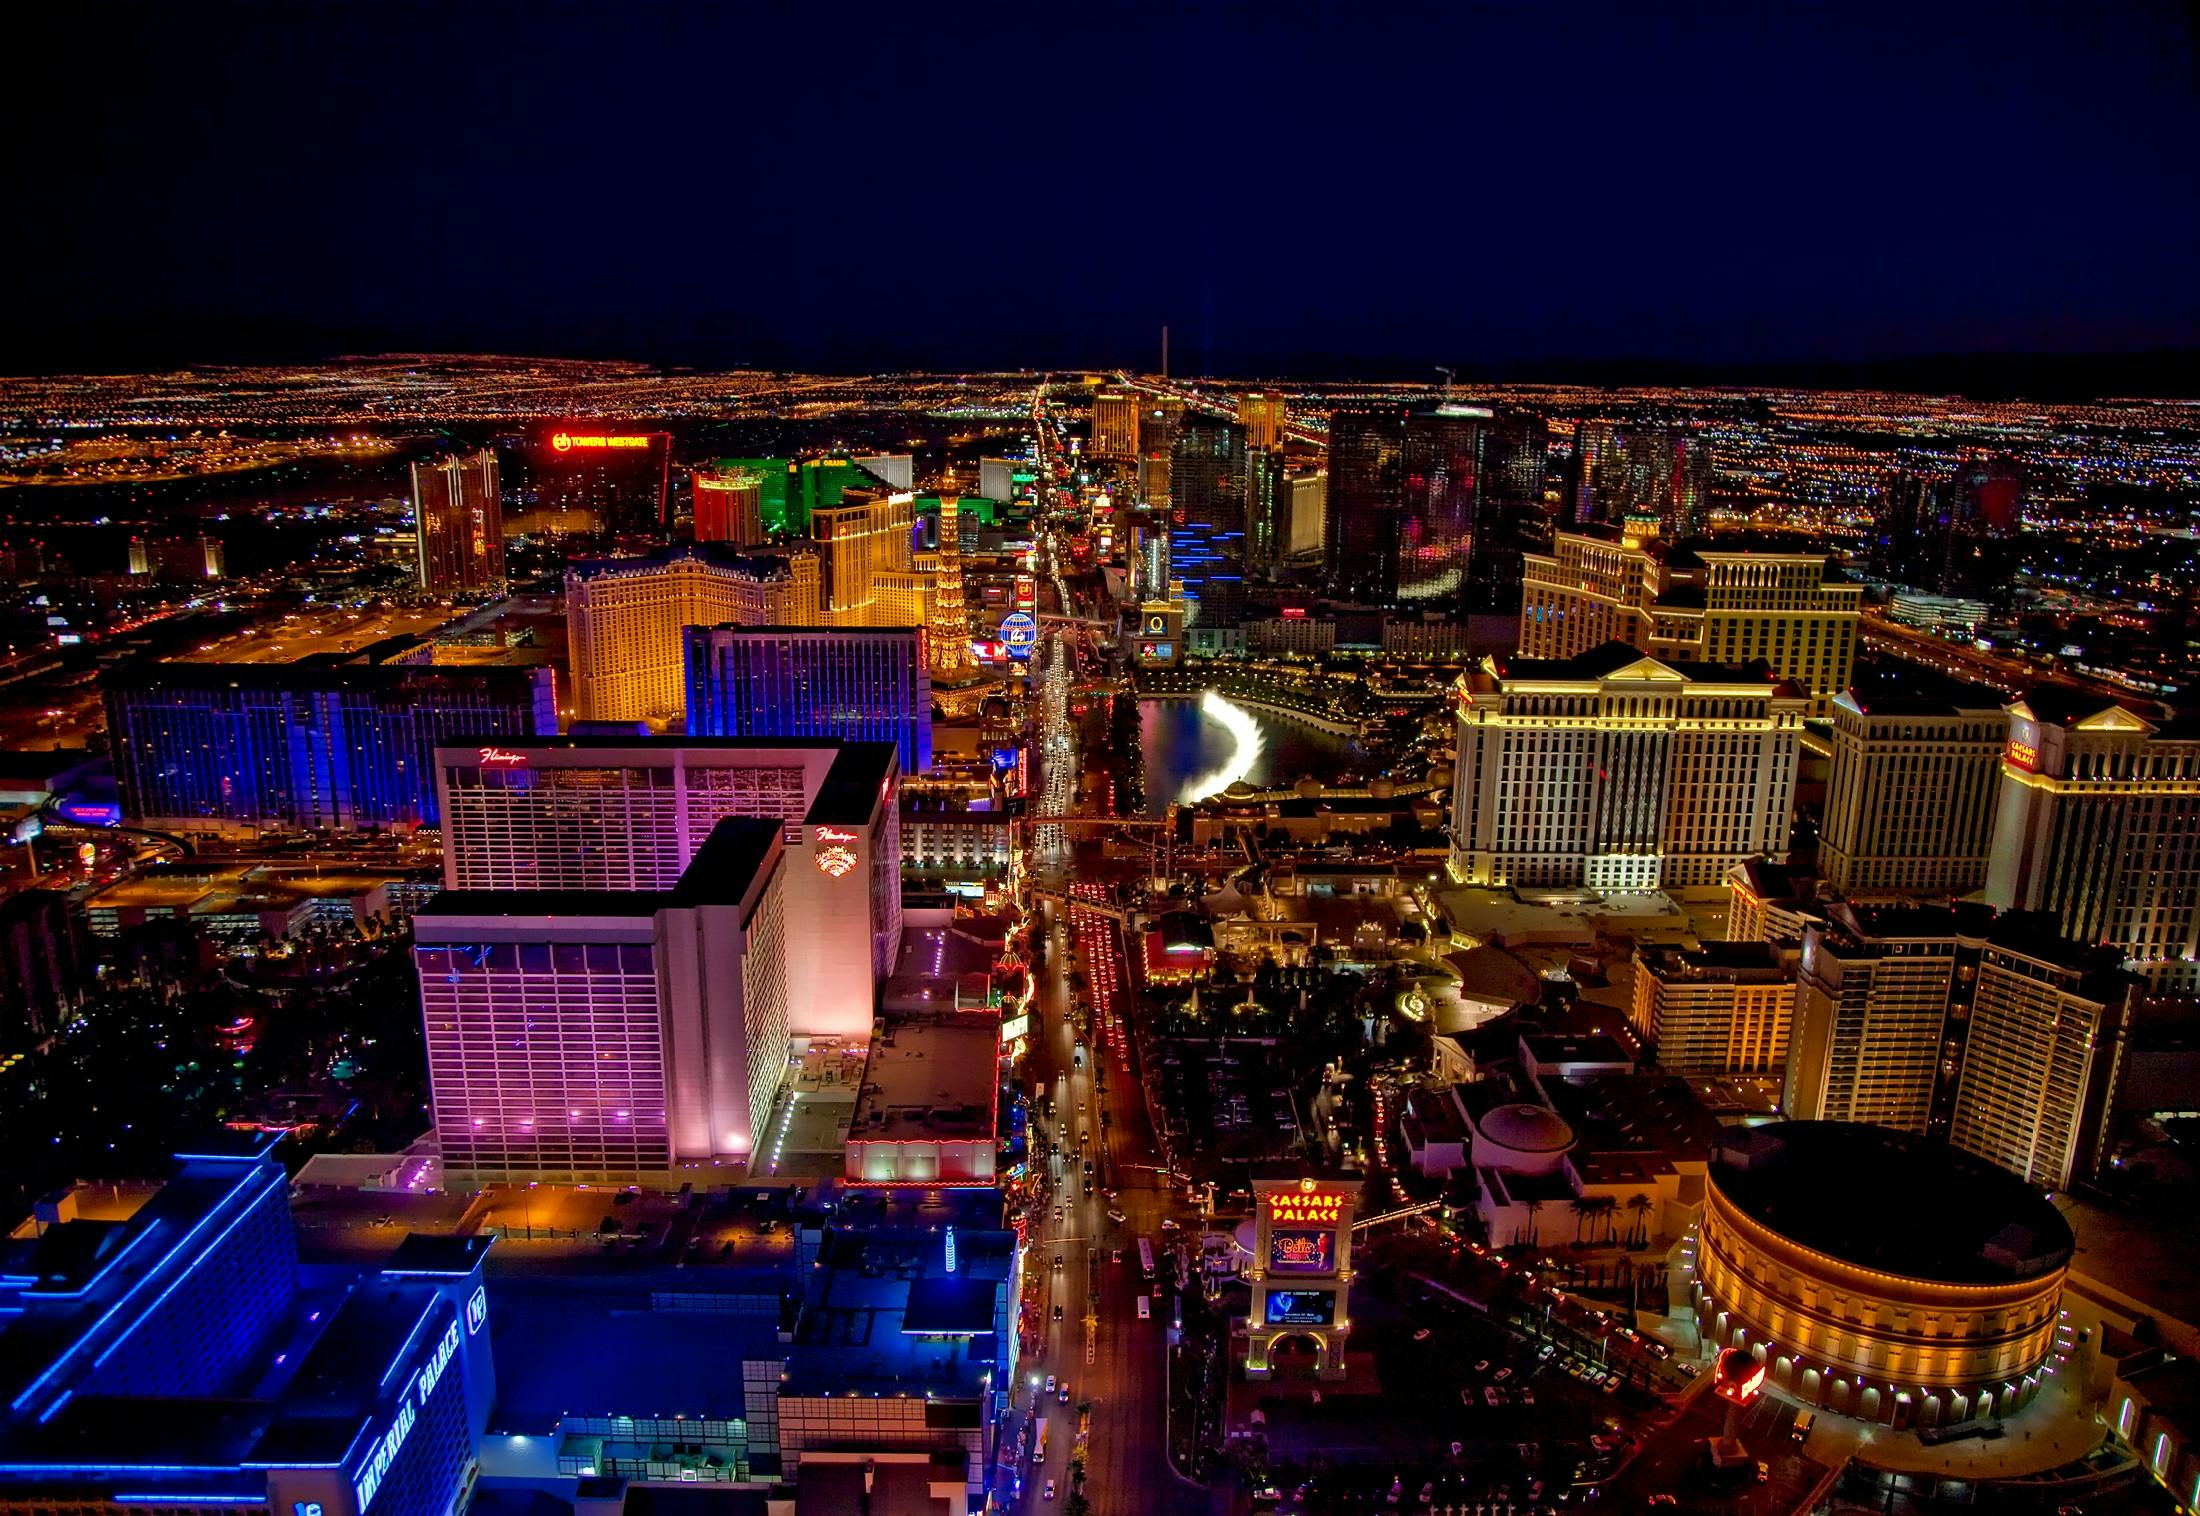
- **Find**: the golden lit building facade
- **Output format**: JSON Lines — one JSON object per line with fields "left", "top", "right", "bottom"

{"left": 1238, "top": 390, "right": 1288, "bottom": 451}
{"left": 1631, "top": 941, "right": 1796, "bottom": 1074}
{"left": 1518, "top": 528, "right": 1859, "bottom": 715}
{"left": 1692, "top": 1123, "right": 2071, "bottom": 1428}
{"left": 693, "top": 466, "right": 768, "bottom": 546}
{"left": 812, "top": 489, "right": 916, "bottom": 623}
{"left": 1821, "top": 677, "right": 2006, "bottom": 896}
{"left": 566, "top": 546, "right": 820, "bottom": 726}
{"left": 1448, "top": 644, "right": 1804, "bottom": 892}
{"left": 1092, "top": 387, "right": 1142, "bottom": 461}
{"left": 1986, "top": 691, "right": 2200, "bottom": 987}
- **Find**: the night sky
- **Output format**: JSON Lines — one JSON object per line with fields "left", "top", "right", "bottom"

{"left": 9, "top": 2, "right": 2198, "bottom": 380}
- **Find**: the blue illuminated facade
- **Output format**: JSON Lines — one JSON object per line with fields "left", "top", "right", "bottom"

{"left": 685, "top": 624, "right": 932, "bottom": 774}
{"left": 0, "top": 1140, "right": 495, "bottom": 1516}
{"left": 1166, "top": 520, "right": 1247, "bottom": 627}
{"left": 103, "top": 658, "right": 557, "bottom": 834}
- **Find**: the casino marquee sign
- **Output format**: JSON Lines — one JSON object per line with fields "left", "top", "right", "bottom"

{"left": 1267, "top": 1186, "right": 1349, "bottom": 1226}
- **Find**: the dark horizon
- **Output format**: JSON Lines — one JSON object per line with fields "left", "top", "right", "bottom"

{"left": 9, "top": 2, "right": 2196, "bottom": 399}
{"left": 8, "top": 327, "right": 2199, "bottom": 406}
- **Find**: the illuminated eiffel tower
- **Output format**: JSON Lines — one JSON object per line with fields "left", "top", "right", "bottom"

{"left": 929, "top": 492, "right": 977, "bottom": 679}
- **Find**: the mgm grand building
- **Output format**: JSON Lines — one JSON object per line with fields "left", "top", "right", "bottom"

{"left": 1689, "top": 1122, "right": 2072, "bottom": 1429}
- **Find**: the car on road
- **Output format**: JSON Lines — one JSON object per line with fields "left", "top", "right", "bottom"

{"left": 1044, "top": 1374, "right": 1056, "bottom": 1394}
{"left": 1052, "top": 1304, "right": 1063, "bottom": 1320}
{"left": 1106, "top": 1208, "right": 1126, "bottom": 1223}
{"left": 1057, "top": 1383, "right": 1071, "bottom": 1404}
{"left": 1160, "top": 1218, "right": 1178, "bottom": 1230}
{"left": 1111, "top": 1248, "right": 1124, "bottom": 1262}
{"left": 1052, "top": 1254, "right": 1064, "bottom": 1270}
{"left": 1042, "top": 1479, "right": 1056, "bottom": 1501}
{"left": 1412, "top": 1328, "right": 1432, "bottom": 1342}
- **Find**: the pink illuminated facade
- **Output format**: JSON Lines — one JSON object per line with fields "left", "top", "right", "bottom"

{"left": 416, "top": 817, "right": 791, "bottom": 1186}
{"left": 435, "top": 736, "right": 898, "bottom": 1038}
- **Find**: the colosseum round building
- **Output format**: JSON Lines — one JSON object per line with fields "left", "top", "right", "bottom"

{"left": 1690, "top": 1122, "right": 2072, "bottom": 1429}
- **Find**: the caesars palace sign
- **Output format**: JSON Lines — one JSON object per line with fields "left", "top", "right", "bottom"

{"left": 1267, "top": 1180, "right": 1349, "bottom": 1227}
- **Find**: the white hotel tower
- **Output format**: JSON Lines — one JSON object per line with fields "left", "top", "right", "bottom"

{"left": 1448, "top": 642, "right": 1804, "bottom": 892}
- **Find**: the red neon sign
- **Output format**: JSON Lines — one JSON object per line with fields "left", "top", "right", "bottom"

{"left": 551, "top": 432, "right": 653, "bottom": 452}
{"left": 1713, "top": 1347, "right": 1765, "bottom": 1404}
{"left": 815, "top": 846, "right": 858, "bottom": 879}
{"left": 815, "top": 826, "right": 860, "bottom": 844}
{"left": 478, "top": 747, "right": 528, "bottom": 766}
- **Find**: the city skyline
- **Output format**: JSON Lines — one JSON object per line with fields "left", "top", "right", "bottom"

{"left": 6, "top": 7, "right": 2200, "bottom": 1514}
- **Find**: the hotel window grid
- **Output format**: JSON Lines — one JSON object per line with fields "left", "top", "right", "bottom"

{"left": 567, "top": 550, "right": 820, "bottom": 727}
{"left": 685, "top": 627, "right": 932, "bottom": 775}
{"left": 104, "top": 668, "right": 555, "bottom": 832}
{"left": 440, "top": 761, "right": 811, "bottom": 891}
{"left": 420, "top": 940, "right": 672, "bottom": 1181}
{"left": 1950, "top": 950, "right": 2125, "bottom": 1189}
{"left": 742, "top": 882, "right": 791, "bottom": 1153}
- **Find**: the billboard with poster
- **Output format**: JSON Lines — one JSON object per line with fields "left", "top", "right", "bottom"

{"left": 1268, "top": 1228, "right": 1337, "bottom": 1274}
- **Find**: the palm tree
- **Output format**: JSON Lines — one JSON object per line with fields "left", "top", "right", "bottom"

{"left": 1627, "top": 1193, "right": 1654, "bottom": 1248}
{"left": 1570, "top": 1198, "right": 1591, "bottom": 1244}
{"left": 1584, "top": 1194, "right": 1619, "bottom": 1245}
{"left": 1523, "top": 1198, "right": 1544, "bottom": 1248}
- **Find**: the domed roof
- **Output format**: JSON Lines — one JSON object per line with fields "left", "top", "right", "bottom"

{"left": 1369, "top": 777, "right": 1396, "bottom": 800}
{"left": 1476, "top": 1102, "right": 1575, "bottom": 1153}
{"left": 1294, "top": 776, "right": 1324, "bottom": 799}
{"left": 1711, "top": 1121, "right": 2073, "bottom": 1284}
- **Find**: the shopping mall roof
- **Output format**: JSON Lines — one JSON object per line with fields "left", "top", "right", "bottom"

{"left": 1712, "top": 1121, "right": 2074, "bottom": 1285}
{"left": 849, "top": 1021, "right": 999, "bottom": 1145}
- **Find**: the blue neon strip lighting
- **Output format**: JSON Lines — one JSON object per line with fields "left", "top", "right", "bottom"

{"left": 0, "top": 1462, "right": 240, "bottom": 1475}
{"left": 89, "top": 1169, "right": 283, "bottom": 1375}
{"left": 377, "top": 1297, "right": 442, "bottom": 1394}
{"left": 11, "top": 1163, "right": 281, "bottom": 1414}
{"left": 113, "top": 1495, "right": 266, "bottom": 1505}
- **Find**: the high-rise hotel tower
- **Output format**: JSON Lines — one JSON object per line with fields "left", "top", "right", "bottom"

{"left": 1448, "top": 642, "right": 1804, "bottom": 892}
